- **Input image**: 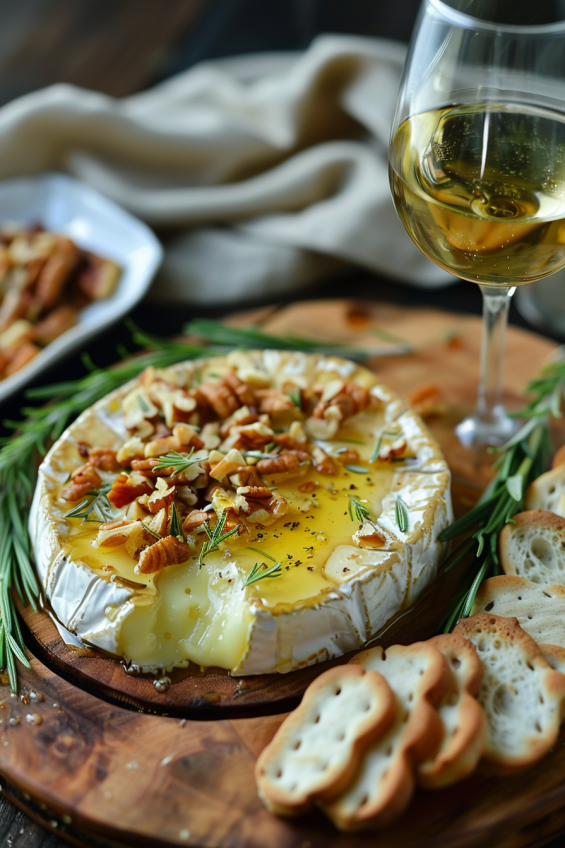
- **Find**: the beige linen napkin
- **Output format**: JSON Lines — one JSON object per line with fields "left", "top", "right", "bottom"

{"left": 0, "top": 35, "right": 450, "bottom": 304}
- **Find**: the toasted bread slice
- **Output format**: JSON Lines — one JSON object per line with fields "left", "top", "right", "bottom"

{"left": 525, "top": 465, "right": 565, "bottom": 518}
{"left": 540, "top": 643, "right": 565, "bottom": 675}
{"left": 255, "top": 664, "right": 395, "bottom": 816}
{"left": 453, "top": 614, "right": 565, "bottom": 772}
{"left": 417, "top": 633, "right": 486, "bottom": 789}
{"left": 499, "top": 510, "right": 565, "bottom": 585}
{"left": 472, "top": 576, "right": 565, "bottom": 653}
{"left": 322, "top": 641, "right": 450, "bottom": 831}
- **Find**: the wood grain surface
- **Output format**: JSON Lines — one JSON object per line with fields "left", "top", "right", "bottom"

{"left": 4, "top": 298, "right": 565, "bottom": 848}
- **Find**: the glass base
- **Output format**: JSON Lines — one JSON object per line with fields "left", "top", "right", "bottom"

{"left": 455, "top": 409, "right": 519, "bottom": 448}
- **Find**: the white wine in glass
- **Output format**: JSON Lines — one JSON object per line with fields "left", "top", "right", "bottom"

{"left": 389, "top": 0, "right": 565, "bottom": 446}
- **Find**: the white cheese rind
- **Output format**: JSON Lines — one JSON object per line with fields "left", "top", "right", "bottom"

{"left": 29, "top": 351, "right": 452, "bottom": 675}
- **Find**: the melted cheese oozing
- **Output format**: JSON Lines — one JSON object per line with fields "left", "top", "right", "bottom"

{"left": 63, "top": 453, "right": 395, "bottom": 672}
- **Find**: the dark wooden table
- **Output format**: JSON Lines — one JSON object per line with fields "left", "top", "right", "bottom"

{"left": 0, "top": 2, "right": 562, "bottom": 846}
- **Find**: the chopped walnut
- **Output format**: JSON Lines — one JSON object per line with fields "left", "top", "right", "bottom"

{"left": 107, "top": 472, "right": 152, "bottom": 508}
{"left": 234, "top": 486, "right": 288, "bottom": 525}
{"left": 62, "top": 463, "right": 102, "bottom": 501}
{"left": 135, "top": 535, "right": 191, "bottom": 574}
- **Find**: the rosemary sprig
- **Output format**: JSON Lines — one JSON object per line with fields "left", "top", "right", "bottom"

{"left": 63, "top": 484, "right": 115, "bottom": 523}
{"left": 247, "top": 547, "right": 277, "bottom": 562}
{"left": 244, "top": 560, "right": 282, "bottom": 587}
{"left": 197, "top": 513, "right": 241, "bottom": 569}
{"left": 348, "top": 495, "right": 370, "bottom": 523}
{"left": 438, "top": 353, "right": 565, "bottom": 631}
{"left": 152, "top": 449, "right": 202, "bottom": 478}
{"left": 169, "top": 503, "right": 184, "bottom": 543}
{"left": 185, "top": 319, "right": 372, "bottom": 362}
{"left": 395, "top": 496, "right": 409, "bottom": 533}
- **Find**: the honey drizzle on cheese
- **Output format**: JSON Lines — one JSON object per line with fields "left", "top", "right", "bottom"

{"left": 61, "top": 435, "right": 396, "bottom": 672}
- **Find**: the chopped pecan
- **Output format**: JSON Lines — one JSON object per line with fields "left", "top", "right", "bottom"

{"left": 376, "top": 437, "right": 407, "bottom": 462}
{"left": 200, "top": 422, "right": 221, "bottom": 450}
{"left": 0, "top": 289, "right": 33, "bottom": 334}
{"left": 198, "top": 372, "right": 255, "bottom": 419}
{"left": 336, "top": 448, "right": 360, "bottom": 465}
{"left": 135, "top": 535, "right": 191, "bottom": 574}
{"left": 107, "top": 472, "right": 152, "bottom": 508}
{"left": 145, "top": 507, "right": 169, "bottom": 538}
{"left": 234, "top": 486, "right": 288, "bottom": 524}
{"left": 130, "top": 458, "right": 162, "bottom": 478}
{"left": 203, "top": 480, "right": 223, "bottom": 502}
{"left": 298, "top": 481, "right": 318, "bottom": 494}
{"left": 175, "top": 485, "right": 198, "bottom": 506}
{"left": 35, "top": 239, "right": 79, "bottom": 311}
{"left": 117, "top": 437, "right": 146, "bottom": 465}
{"left": 256, "top": 450, "right": 310, "bottom": 476}
{"left": 88, "top": 448, "right": 120, "bottom": 472}
{"left": 182, "top": 510, "right": 211, "bottom": 535}
{"left": 227, "top": 422, "right": 275, "bottom": 452}
{"left": 228, "top": 465, "right": 263, "bottom": 488}
{"left": 61, "top": 464, "right": 102, "bottom": 501}
{"left": 310, "top": 446, "right": 337, "bottom": 476}
{"left": 76, "top": 252, "right": 121, "bottom": 301}
{"left": 254, "top": 388, "right": 295, "bottom": 416}
{"left": 209, "top": 448, "right": 246, "bottom": 481}
{"left": 97, "top": 519, "right": 137, "bottom": 548}
{"left": 219, "top": 406, "right": 258, "bottom": 438}
{"left": 309, "top": 383, "right": 377, "bottom": 438}
{"left": 32, "top": 305, "right": 78, "bottom": 345}
{"left": 139, "top": 478, "right": 175, "bottom": 514}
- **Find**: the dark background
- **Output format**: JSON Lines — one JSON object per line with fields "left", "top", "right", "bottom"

{"left": 0, "top": 1, "right": 558, "bottom": 846}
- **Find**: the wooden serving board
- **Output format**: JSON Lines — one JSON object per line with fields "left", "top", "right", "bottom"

{"left": 4, "top": 298, "right": 565, "bottom": 848}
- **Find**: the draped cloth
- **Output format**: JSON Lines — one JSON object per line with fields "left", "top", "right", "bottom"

{"left": 0, "top": 35, "right": 450, "bottom": 304}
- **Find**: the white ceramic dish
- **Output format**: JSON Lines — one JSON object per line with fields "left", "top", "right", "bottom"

{"left": 0, "top": 172, "right": 163, "bottom": 403}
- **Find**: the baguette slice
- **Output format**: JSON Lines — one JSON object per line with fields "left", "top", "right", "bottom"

{"left": 453, "top": 614, "right": 565, "bottom": 772}
{"left": 417, "top": 633, "right": 486, "bottom": 789}
{"left": 540, "top": 643, "right": 565, "bottom": 675}
{"left": 525, "top": 464, "right": 565, "bottom": 518}
{"left": 471, "top": 575, "right": 565, "bottom": 653}
{"left": 499, "top": 510, "right": 565, "bottom": 585}
{"left": 255, "top": 664, "right": 395, "bottom": 816}
{"left": 322, "top": 641, "right": 450, "bottom": 831}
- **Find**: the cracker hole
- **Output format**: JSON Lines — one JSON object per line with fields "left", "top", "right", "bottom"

{"left": 385, "top": 745, "right": 393, "bottom": 757}
{"left": 494, "top": 640, "right": 501, "bottom": 649}
{"left": 359, "top": 795, "right": 369, "bottom": 807}
{"left": 451, "top": 657, "right": 461, "bottom": 669}
{"left": 293, "top": 740, "right": 302, "bottom": 750}
{"left": 535, "top": 721, "right": 542, "bottom": 733}
{"left": 408, "top": 693, "right": 413, "bottom": 702}
{"left": 543, "top": 591, "right": 552, "bottom": 598}
{"left": 448, "top": 692, "right": 458, "bottom": 706}
{"left": 276, "top": 769, "right": 283, "bottom": 779}
{"left": 527, "top": 615, "right": 533, "bottom": 620}
{"left": 539, "top": 696, "right": 545, "bottom": 705}
{"left": 314, "top": 715, "right": 321, "bottom": 724}
{"left": 335, "top": 688, "right": 342, "bottom": 697}
{"left": 485, "top": 602, "right": 494, "bottom": 611}
{"left": 337, "top": 732, "right": 346, "bottom": 742}
{"left": 403, "top": 711, "right": 410, "bottom": 723}
{"left": 527, "top": 661, "right": 534, "bottom": 671}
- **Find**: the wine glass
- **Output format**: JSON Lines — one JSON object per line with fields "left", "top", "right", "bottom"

{"left": 389, "top": 0, "right": 565, "bottom": 446}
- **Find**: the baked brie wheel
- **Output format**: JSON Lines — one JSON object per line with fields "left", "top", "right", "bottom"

{"left": 30, "top": 350, "right": 452, "bottom": 676}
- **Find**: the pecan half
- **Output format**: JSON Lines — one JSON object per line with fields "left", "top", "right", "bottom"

{"left": 198, "top": 372, "right": 255, "bottom": 419}
{"left": 135, "top": 536, "right": 191, "bottom": 574}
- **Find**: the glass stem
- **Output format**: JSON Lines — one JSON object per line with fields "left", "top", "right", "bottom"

{"left": 475, "top": 284, "right": 515, "bottom": 426}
